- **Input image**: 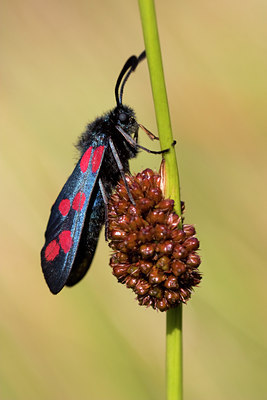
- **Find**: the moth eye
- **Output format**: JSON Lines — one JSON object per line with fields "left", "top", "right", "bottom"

{"left": 119, "top": 112, "right": 128, "bottom": 123}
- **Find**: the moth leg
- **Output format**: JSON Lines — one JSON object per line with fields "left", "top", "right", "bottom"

{"left": 99, "top": 178, "right": 109, "bottom": 241}
{"left": 138, "top": 124, "right": 177, "bottom": 148}
{"left": 108, "top": 137, "right": 135, "bottom": 205}
{"left": 116, "top": 125, "right": 175, "bottom": 154}
{"left": 138, "top": 123, "right": 159, "bottom": 140}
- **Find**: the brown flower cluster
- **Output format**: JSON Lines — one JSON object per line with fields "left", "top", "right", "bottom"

{"left": 108, "top": 169, "right": 201, "bottom": 311}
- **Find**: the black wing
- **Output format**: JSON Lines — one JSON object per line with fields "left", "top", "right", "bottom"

{"left": 41, "top": 145, "right": 106, "bottom": 294}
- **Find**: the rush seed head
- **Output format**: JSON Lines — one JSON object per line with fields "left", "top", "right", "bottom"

{"left": 108, "top": 169, "right": 202, "bottom": 312}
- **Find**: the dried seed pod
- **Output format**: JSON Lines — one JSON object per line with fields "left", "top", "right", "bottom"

{"left": 108, "top": 169, "right": 202, "bottom": 311}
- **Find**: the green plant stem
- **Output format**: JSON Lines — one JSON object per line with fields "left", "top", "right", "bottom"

{"left": 166, "top": 305, "right": 183, "bottom": 400}
{"left": 138, "top": 1, "right": 183, "bottom": 399}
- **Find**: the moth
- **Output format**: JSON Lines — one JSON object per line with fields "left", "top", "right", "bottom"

{"left": 41, "top": 51, "right": 169, "bottom": 294}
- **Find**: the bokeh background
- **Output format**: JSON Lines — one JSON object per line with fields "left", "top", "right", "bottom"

{"left": 1, "top": 0, "right": 267, "bottom": 399}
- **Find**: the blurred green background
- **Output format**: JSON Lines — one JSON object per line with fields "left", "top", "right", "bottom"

{"left": 1, "top": 0, "right": 267, "bottom": 399}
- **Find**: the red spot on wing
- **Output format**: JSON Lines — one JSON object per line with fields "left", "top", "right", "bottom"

{"left": 92, "top": 146, "right": 105, "bottom": 173}
{"left": 58, "top": 199, "right": 71, "bottom": 216}
{"left": 80, "top": 147, "right": 93, "bottom": 173}
{"left": 72, "top": 192, "right": 86, "bottom": 211}
{"left": 59, "top": 230, "right": 73, "bottom": 254}
{"left": 45, "top": 240, "right": 60, "bottom": 261}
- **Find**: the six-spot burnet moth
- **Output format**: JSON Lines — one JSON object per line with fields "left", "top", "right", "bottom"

{"left": 41, "top": 51, "right": 170, "bottom": 294}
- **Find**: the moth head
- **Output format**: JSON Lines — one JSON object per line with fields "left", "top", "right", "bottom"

{"left": 112, "top": 105, "right": 138, "bottom": 137}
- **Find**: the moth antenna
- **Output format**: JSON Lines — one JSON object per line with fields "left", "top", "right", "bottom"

{"left": 115, "top": 50, "right": 146, "bottom": 106}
